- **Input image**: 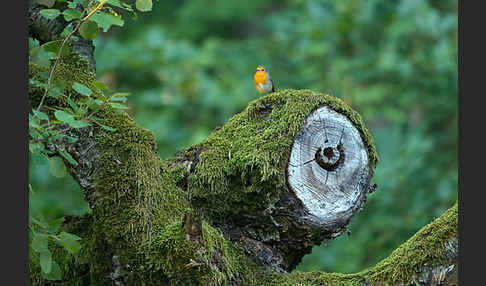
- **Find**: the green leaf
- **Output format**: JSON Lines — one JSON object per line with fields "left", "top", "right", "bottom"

{"left": 29, "top": 37, "right": 39, "bottom": 49}
{"left": 92, "top": 81, "right": 109, "bottom": 91}
{"left": 31, "top": 217, "right": 49, "bottom": 229}
{"left": 33, "top": 110, "right": 49, "bottom": 120}
{"left": 100, "top": 124, "right": 116, "bottom": 132}
{"left": 31, "top": 234, "right": 49, "bottom": 253}
{"left": 81, "top": 97, "right": 98, "bottom": 110}
{"left": 90, "top": 12, "right": 124, "bottom": 32}
{"left": 59, "top": 232, "right": 82, "bottom": 254}
{"left": 136, "top": 0, "right": 152, "bottom": 12}
{"left": 59, "top": 150, "right": 78, "bottom": 166}
{"left": 94, "top": 121, "right": 116, "bottom": 132}
{"left": 49, "top": 157, "right": 67, "bottom": 178}
{"left": 106, "top": 0, "right": 134, "bottom": 12}
{"left": 67, "top": 136, "right": 79, "bottom": 144}
{"left": 29, "top": 142, "right": 45, "bottom": 154}
{"left": 42, "top": 261, "right": 62, "bottom": 281}
{"left": 79, "top": 21, "right": 99, "bottom": 40}
{"left": 29, "top": 38, "right": 41, "bottom": 55}
{"left": 40, "top": 72, "right": 50, "bottom": 79}
{"left": 29, "top": 114, "right": 40, "bottom": 129}
{"left": 72, "top": 82, "right": 92, "bottom": 96}
{"left": 61, "top": 23, "right": 74, "bottom": 37}
{"left": 63, "top": 9, "right": 82, "bottom": 21}
{"left": 37, "top": 49, "right": 57, "bottom": 62}
{"left": 106, "top": 0, "right": 125, "bottom": 9}
{"left": 112, "top": 92, "right": 130, "bottom": 97}
{"left": 29, "top": 79, "right": 48, "bottom": 89}
{"left": 54, "top": 110, "right": 75, "bottom": 123}
{"left": 69, "top": 120, "right": 91, "bottom": 128}
{"left": 109, "top": 102, "right": 130, "bottom": 109}
{"left": 74, "top": 107, "right": 89, "bottom": 117}
{"left": 39, "top": 9, "right": 61, "bottom": 20}
{"left": 40, "top": 250, "right": 53, "bottom": 274}
{"left": 41, "top": 40, "right": 61, "bottom": 54}
{"left": 29, "top": 45, "right": 42, "bottom": 56}
{"left": 110, "top": 96, "right": 127, "bottom": 102}
{"left": 30, "top": 129, "right": 43, "bottom": 141}
{"left": 48, "top": 217, "right": 65, "bottom": 233}
{"left": 68, "top": 1, "right": 77, "bottom": 9}
{"left": 41, "top": 40, "right": 70, "bottom": 57}
{"left": 48, "top": 87, "right": 63, "bottom": 99}
{"left": 66, "top": 97, "right": 79, "bottom": 113}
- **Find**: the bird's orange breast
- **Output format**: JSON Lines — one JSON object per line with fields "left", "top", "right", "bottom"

{"left": 254, "top": 71, "right": 267, "bottom": 85}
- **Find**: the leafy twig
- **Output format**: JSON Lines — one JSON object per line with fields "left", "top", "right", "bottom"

{"left": 37, "top": 1, "right": 107, "bottom": 111}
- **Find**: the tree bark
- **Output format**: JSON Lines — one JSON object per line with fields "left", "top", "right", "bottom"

{"left": 29, "top": 1, "right": 96, "bottom": 71}
{"left": 28, "top": 7, "right": 458, "bottom": 285}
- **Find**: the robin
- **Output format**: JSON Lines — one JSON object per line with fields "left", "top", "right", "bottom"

{"left": 254, "top": 65, "right": 275, "bottom": 95}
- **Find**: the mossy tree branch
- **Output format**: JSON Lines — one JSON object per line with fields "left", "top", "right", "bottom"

{"left": 28, "top": 23, "right": 458, "bottom": 285}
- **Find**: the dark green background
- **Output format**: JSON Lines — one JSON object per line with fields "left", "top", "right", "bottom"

{"left": 29, "top": 0, "right": 457, "bottom": 274}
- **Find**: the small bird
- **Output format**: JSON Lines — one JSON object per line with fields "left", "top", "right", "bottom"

{"left": 254, "top": 65, "right": 275, "bottom": 95}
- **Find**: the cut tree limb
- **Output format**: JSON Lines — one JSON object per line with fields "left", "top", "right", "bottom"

{"left": 169, "top": 91, "right": 378, "bottom": 273}
{"left": 288, "top": 106, "right": 373, "bottom": 227}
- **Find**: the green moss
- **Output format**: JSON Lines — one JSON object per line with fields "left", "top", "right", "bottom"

{"left": 29, "top": 48, "right": 104, "bottom": 109}
{"left": 183, "top": 89, "right": 378, "bottom": 218}
{"left": 33, "top": 104, "right": 258, "bottom": 284}
{"left": 92, "top": 110, "right": 189, "bottom": 244}
{"left": 150, "top": 220, "right": 259, "bottom": 285}
{"left": 359, "top": 201, "right": 458, "bottom": 284}
{"left": 263, "top": 202, "right": 458, "bottom": 286}
{"left": 76, "top": 105, "right": 258, "bottom": 284}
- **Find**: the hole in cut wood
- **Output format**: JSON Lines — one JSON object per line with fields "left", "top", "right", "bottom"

{"left": 315, "top": 144, "right": 343, "bottom": 171}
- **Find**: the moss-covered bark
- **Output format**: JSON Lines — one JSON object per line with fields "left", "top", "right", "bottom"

{"left": 28, "top": 46, "right": 457, "bottom": 286}
{"left": 167, "top": 90, "right": 379, "bottom": 272}
{"left": 263, "top": 202, "right": 458, "bottom": 286}
{"left": 29, "top": 53, "right": 260, "bottom": 285}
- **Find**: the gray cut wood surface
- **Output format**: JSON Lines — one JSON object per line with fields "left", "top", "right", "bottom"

{"left": 288, "top": 106, "right": 371, "bottom": 225}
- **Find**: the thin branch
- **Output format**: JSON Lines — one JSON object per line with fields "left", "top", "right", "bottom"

{"left": 37, "top": 1, "right": 107, "bottom": 111}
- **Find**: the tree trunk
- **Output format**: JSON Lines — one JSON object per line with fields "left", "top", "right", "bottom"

{"left": 28, "top": 6, "right": 458, "bottom": 285}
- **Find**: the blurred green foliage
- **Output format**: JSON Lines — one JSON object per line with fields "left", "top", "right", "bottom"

{"left": 29, "top": 0, "right": 457, "bottom": 274}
